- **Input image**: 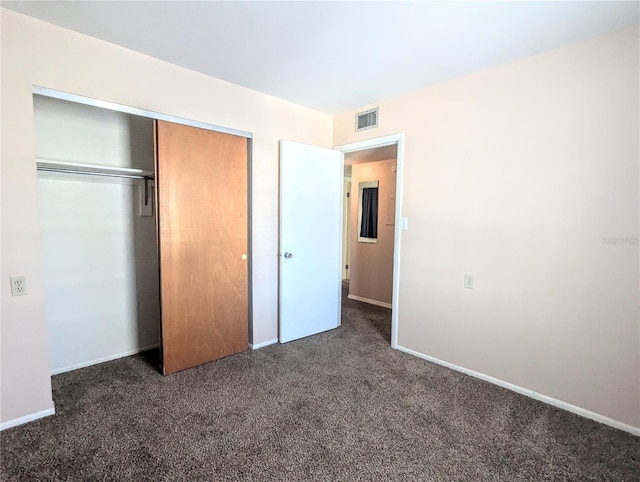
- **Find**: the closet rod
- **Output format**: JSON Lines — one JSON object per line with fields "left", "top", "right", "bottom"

{"left": 36, "top": 159, "right": 154, "bottom": 180}
{"left": 37, "top": 166, "right": 153, "bottom": 180}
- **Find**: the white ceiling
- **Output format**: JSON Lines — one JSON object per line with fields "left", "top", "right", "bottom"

{"left": 3, "top": 1, "right": 638, "bottom": 114}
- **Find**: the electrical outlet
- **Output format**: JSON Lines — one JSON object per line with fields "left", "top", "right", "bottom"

{"left": 10, "top": 276, "right": 27, "bottom": 296}
{"left": 464, "top": 274, "right": 474, "bottom": 290}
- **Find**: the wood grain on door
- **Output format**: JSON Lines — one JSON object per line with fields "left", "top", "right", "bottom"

{"left": 156, "top": 120, "right": 248, "bottom": 375}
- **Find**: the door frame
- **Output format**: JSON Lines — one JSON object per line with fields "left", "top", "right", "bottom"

{"left": 334, "top": 133, "right": 404, "bottom": 349}
{"left": 342, "top": 177, "right": 352, "bottom": 280}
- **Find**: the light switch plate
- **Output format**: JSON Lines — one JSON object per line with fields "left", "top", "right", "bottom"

{"left": 400, "top": 217, "right": 409, "bottom": 230}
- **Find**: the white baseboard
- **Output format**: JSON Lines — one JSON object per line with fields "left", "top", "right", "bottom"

{"left": 249, "top": 338, "right": 278, "bottom": 350}
{"left": 347, "top": 294, "right": 392, "bottom": 309}
{"left": 1, "top": 406, "right": 55, "bottom": 431}
{"left": 396, "top": 345, "right": 640, "bottom": 437}
{"left": 50, "top": 343, "right": 160, "bottom": 375}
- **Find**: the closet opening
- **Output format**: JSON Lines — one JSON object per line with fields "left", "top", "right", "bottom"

{"left": 33, "top": 89, "right": 253, "bottom": 377}
{"left": 35, "top": 94, "right": 160, "bottom": 375}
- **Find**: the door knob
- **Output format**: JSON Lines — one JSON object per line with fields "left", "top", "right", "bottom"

{"left": 284, "top": 252, "right": 293, "bottom": 259}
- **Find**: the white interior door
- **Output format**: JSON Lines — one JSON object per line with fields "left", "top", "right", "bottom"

{"left": 279, "top": 140, "right": 343, "bottom": 343}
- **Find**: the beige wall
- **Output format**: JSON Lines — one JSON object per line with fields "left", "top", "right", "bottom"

{"left": 335, "top": 27, "right": 640, "bottom": 428}
{"left": 0, "top": 9, "right": 332, "bottom": 424}
{"left": 349, "top": 160, "right": 397, "bottom": 305}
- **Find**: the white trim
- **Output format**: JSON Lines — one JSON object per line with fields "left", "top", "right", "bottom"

{"left": 33, "top": 86, "right": 253, "bottom": 139}
{"left": 347, "top": 294, "right": 392, "bottom": 309}
{"left": 396, "top": 345, "right": 640, "bottom": 437}
{"left": 249, "top": 338, "right": 279, "bottom": 350}
{"left": 334, "top": 134, "right": 401, "bottom": 153}
{"left": 50, "top": 343, "right": 160, "bottom": 375}
{"left": 0, "top": 407, "right": 55, "bottom": 431}
{"left": 335, "top": 133, "right": 404, "bottom": 349}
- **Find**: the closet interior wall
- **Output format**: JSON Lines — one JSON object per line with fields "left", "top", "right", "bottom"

{"left": 34, "top": 95, "right": 160, "bottom": 374}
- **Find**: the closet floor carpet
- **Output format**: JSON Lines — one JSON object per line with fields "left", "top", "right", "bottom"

{"left": 2, "top": 288, "right": 639, "bottom": 481}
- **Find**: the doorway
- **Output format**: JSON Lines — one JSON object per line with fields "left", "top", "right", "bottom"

{"left": 335, "top": 134, "right": 404, "bottom": 348}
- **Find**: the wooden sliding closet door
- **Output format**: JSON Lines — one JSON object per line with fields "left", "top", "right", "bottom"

{"left": 155, "top": 120, "right": 248, "bottom": 375}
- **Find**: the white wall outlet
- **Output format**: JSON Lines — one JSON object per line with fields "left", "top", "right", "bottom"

{"left": 464, "top": 274, "right": 474, "bottom": 289}
{"left": 10, "top": 276, "right": 28, "bottom": 296}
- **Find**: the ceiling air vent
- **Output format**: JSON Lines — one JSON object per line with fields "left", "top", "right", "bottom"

{"left": 355, "top": 107, "right": 378, "bottom": 132}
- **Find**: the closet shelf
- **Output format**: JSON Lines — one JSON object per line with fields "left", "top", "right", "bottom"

{"left": 36, "top": 159, "right": 154, "bottom": 179}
